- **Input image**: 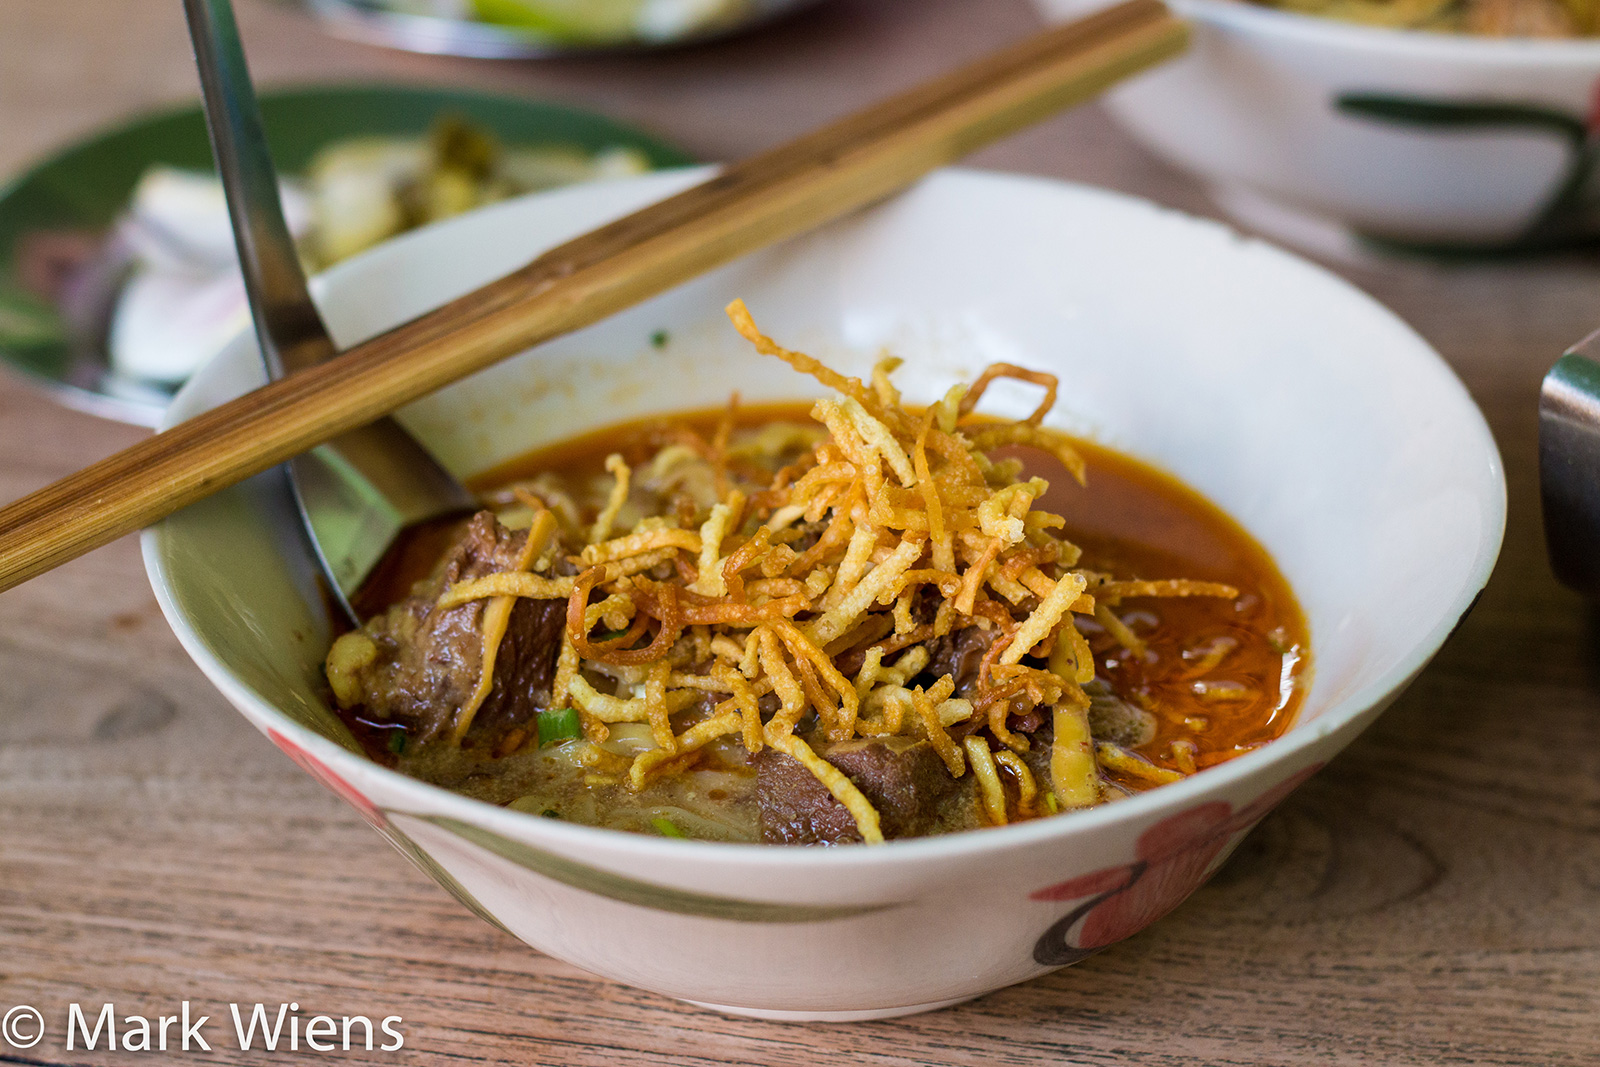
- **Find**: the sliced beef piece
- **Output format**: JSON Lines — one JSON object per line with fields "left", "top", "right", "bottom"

{"left": 757, "top": 736, "right": 966, "bottom": 844}
{"left": 921, "top": 624, "right": 999, "bottom": 696}
{"left": 472, "top": 597, "right": 566, "bottom": 734}
{"left": 1084, "top": 678, "right": 1156, "bottom": 747}
{"left": 336, "top": 511, "right": 566, "bottom": 741}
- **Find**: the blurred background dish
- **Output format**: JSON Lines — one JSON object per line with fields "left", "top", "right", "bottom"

{"left": 302, "top": 0, "right": 826, "bottom": 58}
{"left": 1250, "top": 0, "right": 1597, "bottom": 36}
{"left": 0, "top": 83, "right": 692, "bottom": 426}
{"left": 1034, "top": 0, "right": 1600, "bottom": 258}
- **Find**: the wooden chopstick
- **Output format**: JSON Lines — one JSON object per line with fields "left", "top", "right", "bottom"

{"left": 0, "top": 0, "right": 1187, "bottom": 593}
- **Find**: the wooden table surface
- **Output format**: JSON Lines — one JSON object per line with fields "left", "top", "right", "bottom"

{"left": 4, "top": 0, "right": 1600, "bottom": 1063}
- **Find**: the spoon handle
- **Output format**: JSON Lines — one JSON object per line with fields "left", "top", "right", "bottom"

{"left": 0, "top": 0, "right": 1188, "bottom": 593}
{"left": 183, "top": 0, "right": 474, "bottom": 620}
{"left": 183, "top": 0, "right": 335, "bottom": 375}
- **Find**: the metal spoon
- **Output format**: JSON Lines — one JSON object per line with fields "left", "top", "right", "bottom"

{"left": 1540, "top": 329, "right": 1600, "bottom": 599}
{"left": 182, "top": 0, "right": 476, "bottom": 621}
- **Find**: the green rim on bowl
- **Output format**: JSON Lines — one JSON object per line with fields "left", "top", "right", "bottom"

{"left": 0, "top": 83, "right": 694, "bottom": 426}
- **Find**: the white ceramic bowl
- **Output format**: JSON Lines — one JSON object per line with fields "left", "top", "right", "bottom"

{"left": 143, "top": 168, "right": 1504, "bottom": 1020}
{"left": 1035, "top": 0, "right": 1600, "bottom": 254}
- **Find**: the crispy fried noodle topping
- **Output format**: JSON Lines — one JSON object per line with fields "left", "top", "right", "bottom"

{"left": 327, "top": 301, "right": 1239, "bottom": 843}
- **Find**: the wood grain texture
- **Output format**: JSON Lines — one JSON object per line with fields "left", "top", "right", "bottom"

{"left": 0, "top": 0, "right": 1185, "bottom": 593}
{"left": 4, "top": 0, "right": 1600, "bottom": 1064}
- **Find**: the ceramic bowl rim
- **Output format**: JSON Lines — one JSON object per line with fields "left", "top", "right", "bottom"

{"left": 143, "top": 167, "right": 1507, "bottom": 872}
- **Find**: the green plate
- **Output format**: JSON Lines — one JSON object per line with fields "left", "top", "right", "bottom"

{"left": 0, "top": 83, "right": 694, "bottom": 426}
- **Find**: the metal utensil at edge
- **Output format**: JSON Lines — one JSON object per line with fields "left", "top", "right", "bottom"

{"left": 1540, "top": 329, "right": 1600, "bottom": 599}
{"left": 182, "top": 0, "right": 476, "bottom": 621}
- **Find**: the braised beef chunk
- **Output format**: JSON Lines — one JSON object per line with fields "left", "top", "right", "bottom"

{"left": 922, "top": 624, "right": 998, "bottom": 696}
{"left": 1084, "top": 679, "right": 1156, "bottom": 747}
{"left": 472, "top": 597, "right": 566, "bottom": 733}
{"left": 339, "top": 512, "right": 566, "bottom": 741}
{"left": 757, "top": 736, "right": 963, "bottom": 844}
{"left": 758, "top": 748, "right": 857, "bottom": 844}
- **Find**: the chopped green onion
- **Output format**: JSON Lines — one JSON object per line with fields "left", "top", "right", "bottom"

{"left": 537, "top": 707, "right": 582, "bottom": 747}
{"left": 386, "top": 730, "right": 407, "bottom": 755}
{"left": 541, "top": 809, "right": 561, "bottom": 819}
{"left": 1043, "top": 792, "right": 1060, "bottom": 814}
{"left": 650, "top": 329, "right": 670, "bottom": 349}
{"left": 592, "top": 627, "right": 631, "bottom": 641}
{"left": 651, "top": 816, "right": 686, "bottom": 838}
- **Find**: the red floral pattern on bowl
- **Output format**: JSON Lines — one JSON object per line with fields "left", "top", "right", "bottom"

{"left": 267, "top": 729, "right": 387, "bottom": 829}
{"left": 1031, "top": 763, "right": 1323, "bottom": 965}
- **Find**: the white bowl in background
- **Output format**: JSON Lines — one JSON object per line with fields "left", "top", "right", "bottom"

{"left": 143, "top": 168, "right": 1504, "bottom": 1019}
{"left": 1035, "top": 0, "right": 1600, "bottom": 256}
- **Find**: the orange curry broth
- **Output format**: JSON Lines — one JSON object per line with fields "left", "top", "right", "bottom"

{"left": 1019, "top": 441, "right": 1307, "bottom": 781}
{"left": 467, "top": 401, "right": 1309, "bottom": 787}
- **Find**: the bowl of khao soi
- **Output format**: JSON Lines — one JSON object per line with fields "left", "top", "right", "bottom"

{"left": 144, "top": 167, "right": 1504, "bottom": 1018}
